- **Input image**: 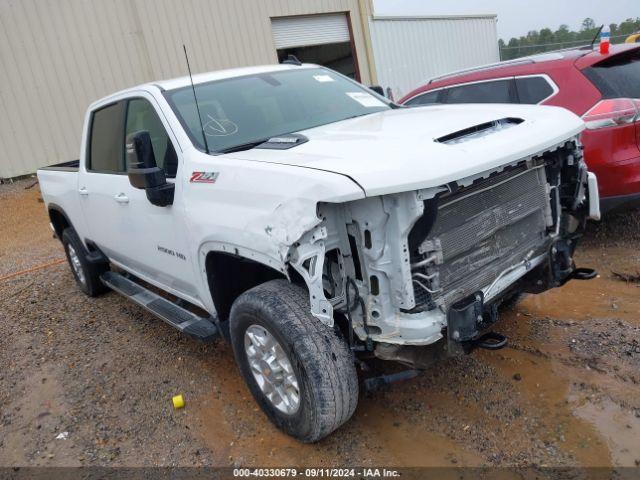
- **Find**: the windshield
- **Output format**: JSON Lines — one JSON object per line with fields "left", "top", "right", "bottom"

{"left": 164, "top": 67, "right": 391, "bottom": 153}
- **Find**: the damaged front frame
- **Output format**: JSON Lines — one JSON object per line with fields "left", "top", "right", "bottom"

{"left": 283, "top": 136, "right": 596, "bottom": 348}
{"left": 289, "top": 226, "right": 334, "bottom": 326}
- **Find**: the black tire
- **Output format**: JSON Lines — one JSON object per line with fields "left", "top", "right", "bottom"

{"left": 229, "top": 279, "right": 358, "bottom": 443}
{"left": 61, "top": 228, "right": 108, "bottom": 297}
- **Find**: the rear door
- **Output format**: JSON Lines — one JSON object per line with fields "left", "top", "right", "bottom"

{"left": 78, "top": 100, "right": 131, "bottom": 265}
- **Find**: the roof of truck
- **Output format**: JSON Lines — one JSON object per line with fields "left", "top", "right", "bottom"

{"left": 93, "top": 63, "right": 317, "bottom": 107}
{"left": 154, "top": 63, "right": 317, "bottom": 90}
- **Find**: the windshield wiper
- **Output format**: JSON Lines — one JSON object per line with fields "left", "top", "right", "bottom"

{"left": 217, "top": 138, "right": 270, "bottom": 154}
{"left": 217, "top": 110, "right": 389, "bottom": 153}
{"left": 342, "top": 112, "right": 381, "bottom": 121}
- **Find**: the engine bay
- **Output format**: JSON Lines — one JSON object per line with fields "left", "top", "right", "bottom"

{"left": 290, "top": 137, "right": 596, "bottom": 351}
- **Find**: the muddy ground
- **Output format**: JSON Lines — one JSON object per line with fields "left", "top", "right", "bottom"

{"left": 1, "top": 178, "right": 639, "bottom": 472}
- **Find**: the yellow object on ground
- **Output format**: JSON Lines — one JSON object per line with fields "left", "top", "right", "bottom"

{"left": 625, "top": 33, "right": 640, "bottom": 43}
{"left": 172, "top": 394, "right": 185, "bottom": 409}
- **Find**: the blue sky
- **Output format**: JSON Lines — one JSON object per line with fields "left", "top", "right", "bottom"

{"left": 373, "top": 0, "right": 639, "bottom": 40}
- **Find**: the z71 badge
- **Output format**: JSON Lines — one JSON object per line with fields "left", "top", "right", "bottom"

{"left": 190, "top": 171, "right": 219, "bottom": 183}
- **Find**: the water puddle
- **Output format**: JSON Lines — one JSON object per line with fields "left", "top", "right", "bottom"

{"left": 193, "top": 348, "right": 484, "bottom": 467}
{"left": 573, "top": 398, "right": 640, "bottom": 467}
{"left": 521, "top": 276, "right": 640, "bottom": 326}
{"left": 189, "top": 239, "right": 640, "bottom": 468}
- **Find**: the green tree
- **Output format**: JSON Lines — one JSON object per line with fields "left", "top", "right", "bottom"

{"left": 499, "top": 16, "right": 640, "bottom": 60}
{"left": 539, "top": 28, "right": 554, "bottom": 45}
{"left": 618, "top": 17, "right": 640, "bottom": 36}
{"left": 581, "top": 17, "right": 596, "bottom": 31}
{"left": 555, "top": 24, "right": 571, "bottom": 41}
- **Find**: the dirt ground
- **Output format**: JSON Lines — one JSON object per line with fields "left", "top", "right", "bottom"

{"left": 1, "top": 178, "right": 639, "bottom": 471}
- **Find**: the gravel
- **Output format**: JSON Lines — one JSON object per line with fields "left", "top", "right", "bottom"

{"left": 1, "top": 178, "right": 639, "bottom": 468}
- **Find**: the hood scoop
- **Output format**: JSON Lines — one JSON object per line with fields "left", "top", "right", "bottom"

{"left": 256, "top": 133, "right": 309, "bottom": 150}
{"left": 436, "top": 117, "right": 524, "bottom": 145}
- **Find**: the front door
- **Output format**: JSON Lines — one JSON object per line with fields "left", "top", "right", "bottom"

{"left": 78, "top": 94, "right": 200, "bottom": 304}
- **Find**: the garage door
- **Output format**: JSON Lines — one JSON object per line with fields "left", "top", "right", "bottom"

{"left": 271, "top": 13, "right": 351, "bottom": 49}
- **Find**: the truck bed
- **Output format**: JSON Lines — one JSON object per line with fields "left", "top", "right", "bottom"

{"left": 38, "top": 159, "right": 79, "bottom": 172}
{"left": 37, "top": 161, "right": 82, "bottom": 238}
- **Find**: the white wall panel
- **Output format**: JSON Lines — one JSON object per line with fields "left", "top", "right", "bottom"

{"left": 0, "top": 0, "right": 372, "bottom": 178}
{"left": 369, "top": 15, "right": 499, "bottom": 100}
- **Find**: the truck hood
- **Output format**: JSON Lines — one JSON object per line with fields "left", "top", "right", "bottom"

{"left": 227, "top": 104, "right": 585, "bottom": 197}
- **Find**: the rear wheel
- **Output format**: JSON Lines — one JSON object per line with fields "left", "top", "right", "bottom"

{"left": 229, "top": 279, "right": 358, "bottom": 442}
{"left": 62, "top": 228, "right": 108, "bottom": 297}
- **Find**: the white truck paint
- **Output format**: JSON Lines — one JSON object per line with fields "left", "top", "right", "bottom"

{"left": 38, "top": 63, "right": 599, "bottom": 440}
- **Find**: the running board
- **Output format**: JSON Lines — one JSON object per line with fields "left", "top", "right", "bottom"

{"left": 100, "top": 271, "right": 219, "bottom": 341}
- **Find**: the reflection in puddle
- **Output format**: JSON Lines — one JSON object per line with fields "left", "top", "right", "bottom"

{"left": 573, "top": 398, "right": 640, "bottom": 467}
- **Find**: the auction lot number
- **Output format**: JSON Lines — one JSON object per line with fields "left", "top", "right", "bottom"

{"left": 233, "top": 468, "right": 400, "bottom": 478}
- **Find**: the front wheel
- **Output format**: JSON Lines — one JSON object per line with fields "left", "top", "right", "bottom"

{"left": 229, "top": 279, "right": 358, "bottom": 443}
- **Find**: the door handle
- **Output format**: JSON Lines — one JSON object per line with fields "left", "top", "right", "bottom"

{"left": 114, "top": 193, "right": 129, "bottom": 204}
{"left": 78, "top": 187, "right": 89, "bottom": 196}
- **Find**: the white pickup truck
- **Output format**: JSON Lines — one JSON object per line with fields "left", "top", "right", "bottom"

{"left": 38, "top": 63, "right": 600, "bottom": 442}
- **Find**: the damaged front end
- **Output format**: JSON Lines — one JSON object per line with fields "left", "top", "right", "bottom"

{"left": 288, "top": 137, "right": 599, "bottom": 363}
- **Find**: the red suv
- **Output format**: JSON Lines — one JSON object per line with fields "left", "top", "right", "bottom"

{"left": 400, "top": 44, "right": 640, "bottom": 212}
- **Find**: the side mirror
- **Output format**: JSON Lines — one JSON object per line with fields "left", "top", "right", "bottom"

{"left": 126, "top": 131, "right": 174, "bottom": 207}
{"left": 369, "top": 85, "right": 385, "bottom": 97}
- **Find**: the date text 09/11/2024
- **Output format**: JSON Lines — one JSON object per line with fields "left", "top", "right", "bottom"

{"left": 232, "top": 468, "right": 401, "bottom": 477}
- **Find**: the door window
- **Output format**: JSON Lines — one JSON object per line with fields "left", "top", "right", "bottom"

{"left": 515, "top": 77, "right": 554, "bottom": 104}
{"left": 125, "top": 99, "right": 178, "bottom": 177}
{"left": 404, "top": 90, "right": 442, "bottom": 106}
{"left": 88, "top": 102, "right": 126, "bottom": 173}
{"left": 444, "top": 79, "right": 514, "bottom": 104}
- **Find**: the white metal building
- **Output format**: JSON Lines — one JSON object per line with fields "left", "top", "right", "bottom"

{"left": 0, "top": 1, "right": 497, "bottom": 179}
{"left": 369, "top": 15, "right": 499, "bottom": 101}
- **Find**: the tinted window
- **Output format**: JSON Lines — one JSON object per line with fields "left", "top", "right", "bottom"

{"left": 405, "top": 90, "right": 441, "bottom": 106}
{"left": 445, "top": 80, "right": 513, "bottom": 104}
{"left": 165, "top": 67, "right": 391, "bottom": 153}
{"left": 125, "top": 99, "right": 178, "bottom": 177}
{"left": 516, "top": 77, "right": 554, "bottom": 104}
{"left": 583, "top": 48, "right": 640, "bottom": 99}
{"left": 89, "top": 102, "right": 125, "bottom": 172}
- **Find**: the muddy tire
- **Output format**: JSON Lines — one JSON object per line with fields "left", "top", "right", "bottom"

{"left": 229, "top": 279, "right": 358, "bottom": 443}
{"left": 62, "top": 228, "right": 108, "bottom": 297}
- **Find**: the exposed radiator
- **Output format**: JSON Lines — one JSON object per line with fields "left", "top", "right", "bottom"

{"left": 412, "top": 163, "right": 551, "bottom": 310}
